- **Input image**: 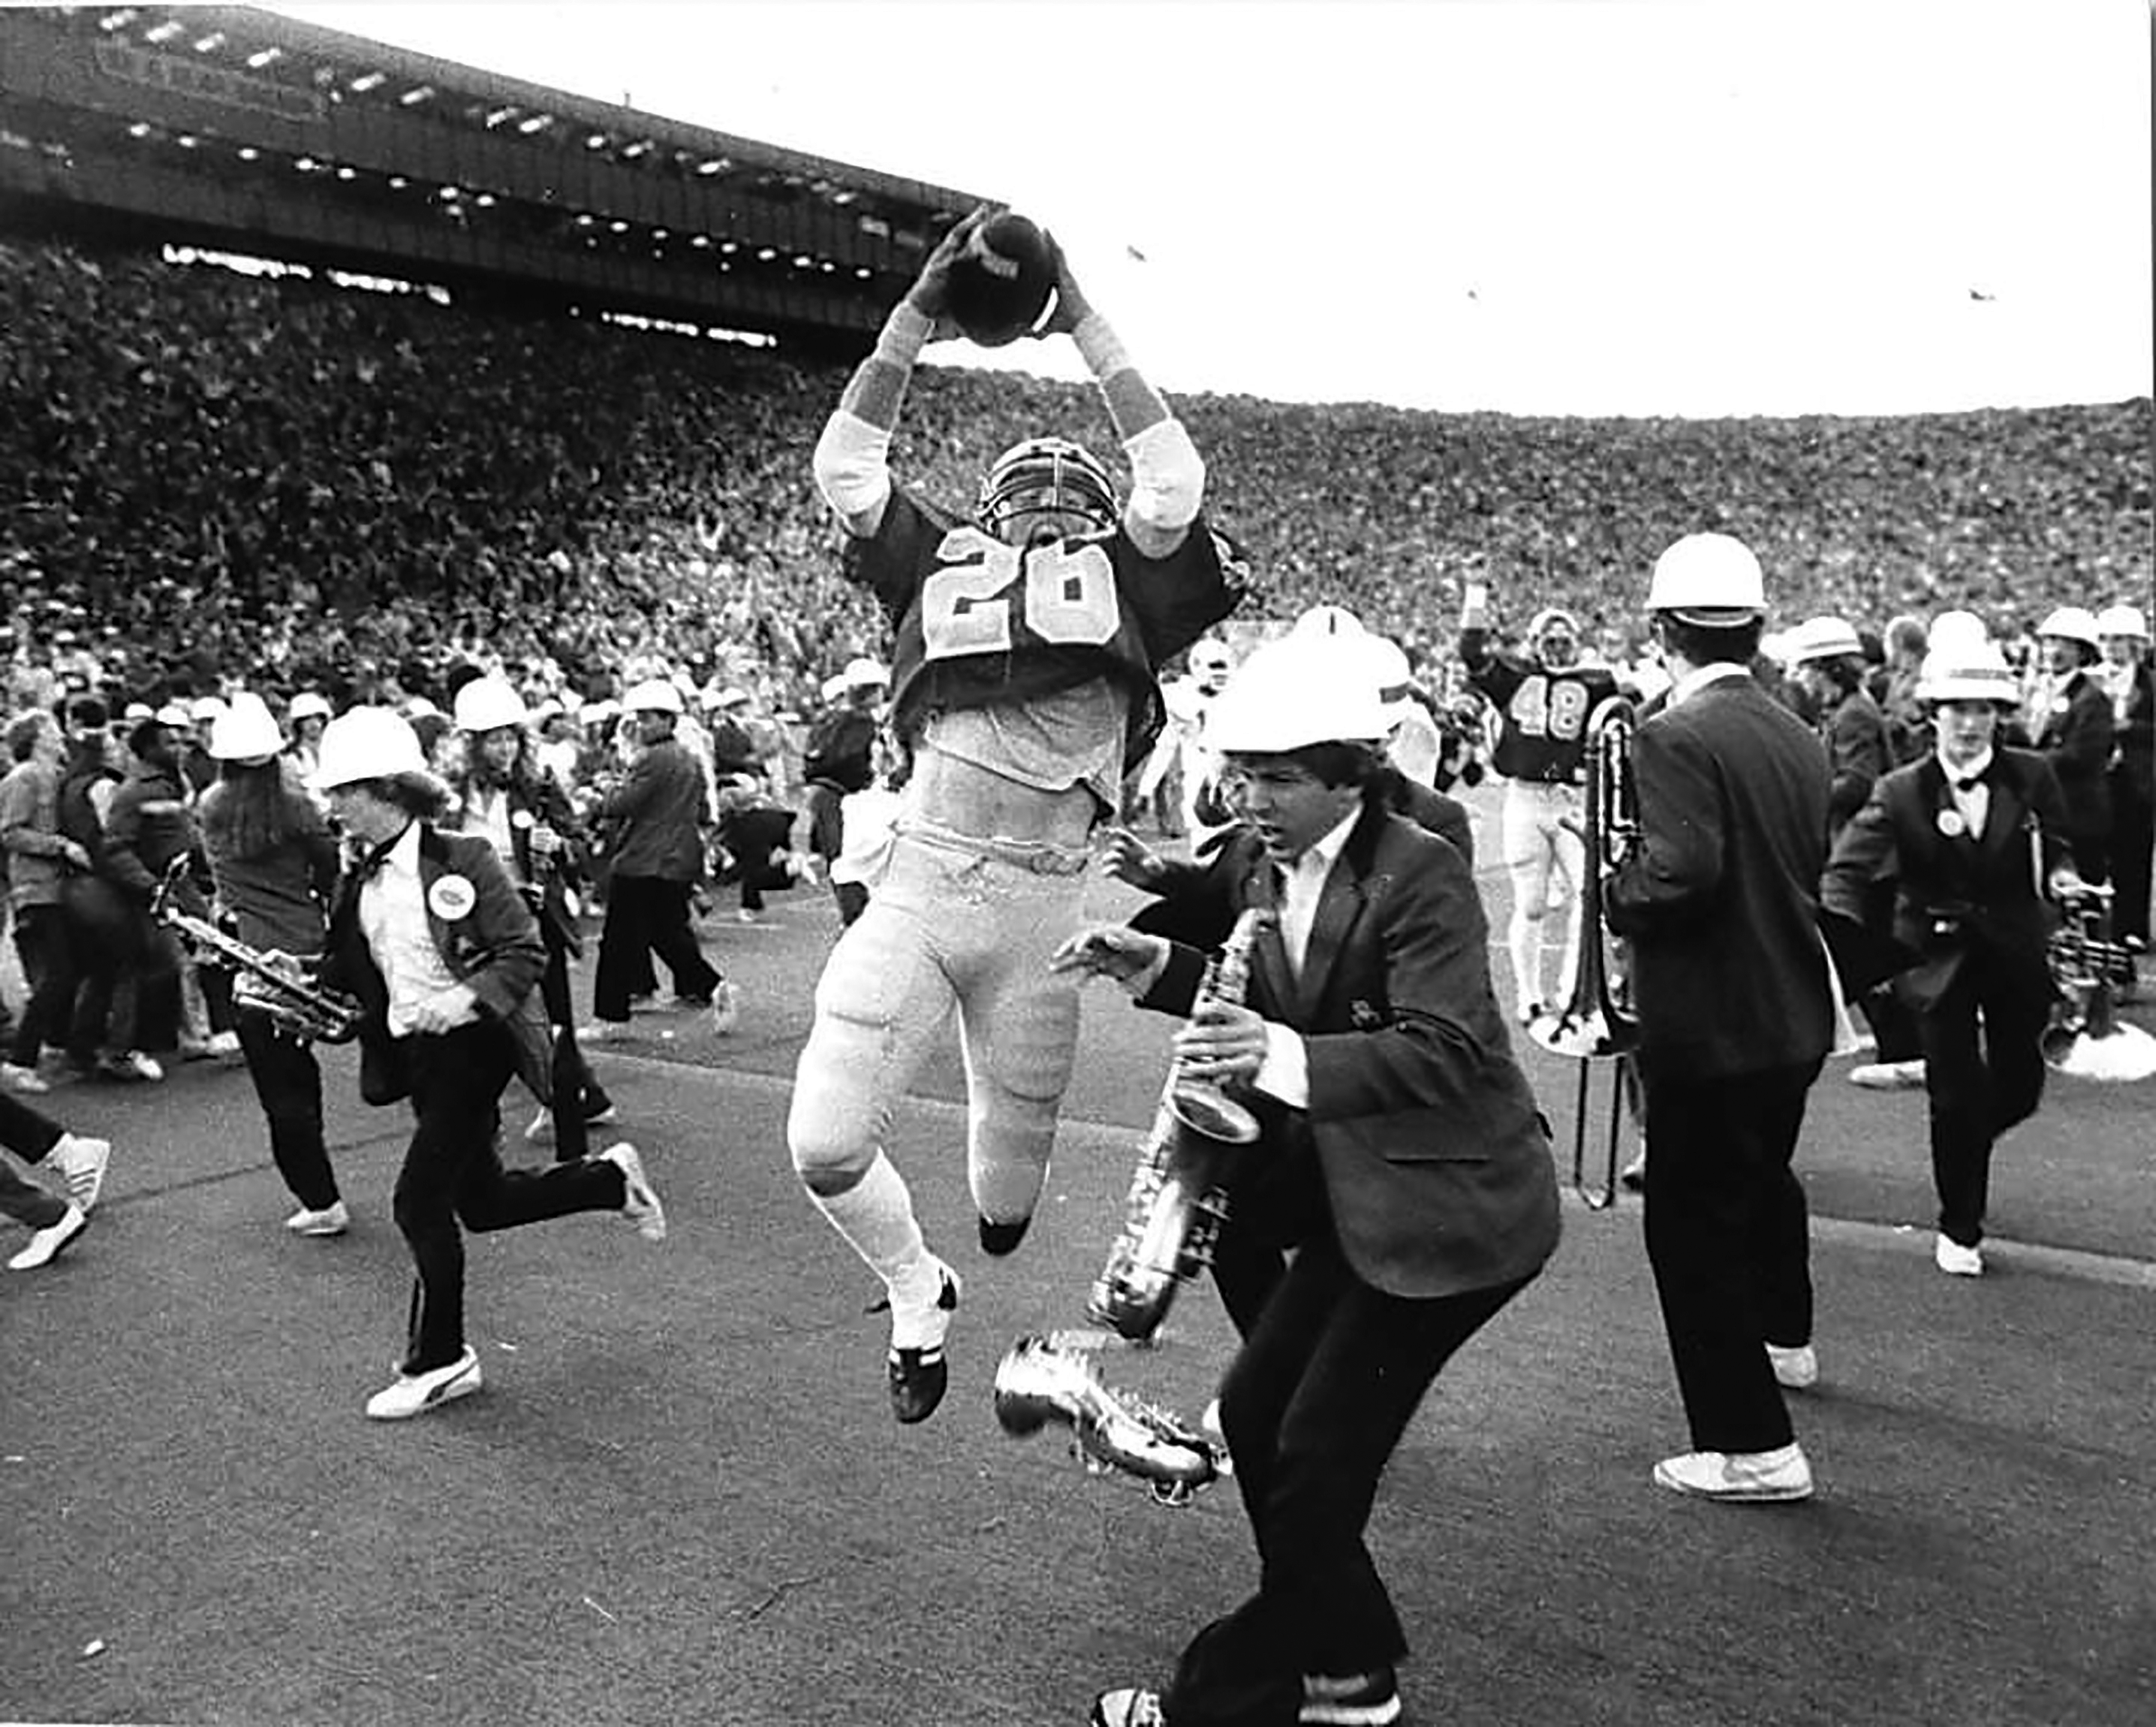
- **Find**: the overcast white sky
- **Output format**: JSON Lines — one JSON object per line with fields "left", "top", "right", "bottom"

{"left": 269, "top": 0, "right": 2152, "bottom": 419}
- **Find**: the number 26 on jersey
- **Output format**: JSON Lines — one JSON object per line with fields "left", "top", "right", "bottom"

{"left": 921, "top": 527, "right": 1121, "bottom": 659}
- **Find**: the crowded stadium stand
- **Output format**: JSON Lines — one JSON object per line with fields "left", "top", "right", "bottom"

{"left": 1, "top": 4, "right": 2149, "bottom": 718}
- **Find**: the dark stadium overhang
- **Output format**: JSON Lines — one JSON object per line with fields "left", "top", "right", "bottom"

{"left": 0, "top": 4, "right": 998, "bottom": 350}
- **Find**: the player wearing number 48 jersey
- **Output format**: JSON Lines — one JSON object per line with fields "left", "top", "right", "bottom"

{"left": 1459, "top": 597, "right": 1630, "bottom": 1024}
{"left": 796, "top": 206, "right": 1248, "bottom": 1427}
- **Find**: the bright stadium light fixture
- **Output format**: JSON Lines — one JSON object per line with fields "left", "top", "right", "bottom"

{"left": 609, "top": 219, "right": 629, "bottom": 233}
{"left": 349, "top": 71, "right": 385, "bottom": 93}
{"left": 387, "top": 175, "right": 408, "bottom": 189}
{"left": 689, "top": 234, "right": 709, "bottom": 248}
{"left": 98, "top": 10, "right": 139, "bottom": 31}
{"left": 438, "top": 185, "right": 461, "bottom": 200}
{"left": 144, "top": 20, "right": 183, "bottom": 43}
{"left": 245, "top": 47, "right": 281, "bottom": 69}
{"left": 125, "top": 122, "right": 152, "bottom": 139}
{"left": 176, "top": 134, "right": 199, "bottom": 149}
{"left": 236, "top": 146, "right": 259, "bottom": 161}
{"left": 336, "top": 166, "right": 356, "bottom": 181}
{"left": 192, "top": 32, "right": 226, "bottom": 53}
{"left": 294, "top": 155, "right": 317, "bottom": 171}
{"left": 518, "top": 114, "right": 553, "bottom": 134}
{"left": 474, "top": 193, "right": 495, "bottom": 208}
{"left": 399, "top": 85, "right": 434, "bottom": 106}
{"left": 484, "top": 107, "right": 516, "bottom": 128}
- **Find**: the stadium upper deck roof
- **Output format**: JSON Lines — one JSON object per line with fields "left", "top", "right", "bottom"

{"left": 0, "top": 4, "right": 992, "bottom": 352}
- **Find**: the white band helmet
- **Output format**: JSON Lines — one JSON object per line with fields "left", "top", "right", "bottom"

{"left": 1914, "top": 640, "right": 2018, "bottom": 706}
{"left": 1783, "top": 615, "right": 1864, "bottom": 666}
{"left": 2096, "top": 603, "right": 2149, "bottom": 641}
{"left": 312, "top": 707, "right": 429, "bottom": 790}
{"left": 622, "top": 678, "right": 686, "bottom": 715}
{"left": 209, "top": 692, "right": 285, "bottom": 762}
{"left": 1647, "top": 533, "right": 1767, "bottom": 623}
{"left": 2037, "top": 606, "right": 2103, "bottom": 651}
{"left": 452, "top": 675, "right": 529, "bottom": 733}
{"left": 1206, "top": 633, "right": 1394, "bottom": 753}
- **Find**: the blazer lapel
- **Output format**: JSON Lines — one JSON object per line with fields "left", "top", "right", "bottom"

{"left": 1295, "top": 807, "right": 1385, "bottom": 1020}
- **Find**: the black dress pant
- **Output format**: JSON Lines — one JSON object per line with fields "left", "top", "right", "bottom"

{"left": 592, "top": 874, "right": 718, "bottom": 1022}
{"left": 1912, "top": 949, "right": 2049, "bottom": 1248}
{"left": 394, "top": 1021, "right": 625, "bottom": 1371}
{"left": 2107, "top": 763, "right": 2152, "bottom": 945}
{"left": 235, "top": 1007, "right": 338, "bottom": 1211}
{"left": 1640, "top": 1058, "right": 1821, "bottom": 1455}
{"left": 8, "top": 904, "right": 75, "bottom": 1068}
{"left": 1163, "top": 1230, "right": 1528, "bottom": 1727}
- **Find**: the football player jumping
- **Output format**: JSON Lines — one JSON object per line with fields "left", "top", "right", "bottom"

{"left": 793, "top": 207, "right": 1248, "bottom": 1425}
{"left": 1458, "top": 591, "right": 1629, "bottom": 1024}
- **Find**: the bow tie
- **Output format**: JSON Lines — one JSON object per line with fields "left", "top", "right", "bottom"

{"left": 349, "top": 834, "right": 402, "bottom": 882}
{"left": 1949, "top": 766, "right": 1991, "bottom": 793}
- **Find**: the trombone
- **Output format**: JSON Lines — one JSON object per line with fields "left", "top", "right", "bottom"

{"left": 1528, "top": 695, "right": 1639, "bottom": 1206}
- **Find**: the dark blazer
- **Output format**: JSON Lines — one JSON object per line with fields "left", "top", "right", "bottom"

{"left": 321, "top": 824, "right": 551, "bottom": 1106}
{"left": 2031, "top": 670, "right": 2114, "bottom": 845}
{"left": 1140, "top": 803, "right": 1559, "bottom": 1301}
{"left": 594, "top": 736, "right": 709, "bottom": 881}
{"left": 1604, "top": 675, "right": 1834, "bottom": 1078}
{"left": 1820, "top": 749, "right": 2069, "bottom": 1012}
{"left": 1818, "top": 687, "right": 1889, "bottom": 838}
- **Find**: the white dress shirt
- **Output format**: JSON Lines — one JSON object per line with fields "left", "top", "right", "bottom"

{"left": 1938, "top": 748, "right": 1994, "bottom": 842}
{"left": 359, "top": 823, "right": 474, "bottom": 1037}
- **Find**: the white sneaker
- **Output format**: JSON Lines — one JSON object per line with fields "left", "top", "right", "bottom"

{"left": 709, "top": 981, "right": 739, "bottom": 1036}
{"left": 49, "top": 1135, "right": 111, "bottom": 1213}
{"left": 1766, "top": 1343, "right": 1819, "bottom": 1390}
{"left": 1848, "top": 1059, "right": 1926, "bottom": 1091}
{"left": 1934, "top": 1234, "right": 1985, "bottom": 1277}
{"left": 101, "top": 1050, "right": 164, "bottom": 1083}
{"left": 599, "top": 1142, "right": 666, "bottom": 1241}
{"left": 0, "top": 1061, "right": 50, "bottom": 1094}
{"left": 8, "top": 1203, "right": 89, "bottom": 1271}
{"left": 365, "top": 1347, "right": 483, "bottom": 1419}
{"left": 1653, "top": 1442, "right": 1813, "bottom": 1502}
{"left": 285, "top": 1199, "right": 350, "bottom": 1237}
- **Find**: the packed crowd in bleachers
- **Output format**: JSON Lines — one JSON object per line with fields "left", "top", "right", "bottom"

{"left": 3, "top": 236, "right": 2149, "bottom": 721}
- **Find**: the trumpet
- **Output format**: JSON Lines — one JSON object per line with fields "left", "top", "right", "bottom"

{"left": 1528, "top": 694, "right": 1640, "bottom": 1206}
{"left": 152, "top": 860, "right": 363, "bottom": 1045}
{"left": 1088, "top": 907, "right": 1270, "bottom": 1342}
{"left": 992, "top": 1334, "right": 1225, "bottom": 1506}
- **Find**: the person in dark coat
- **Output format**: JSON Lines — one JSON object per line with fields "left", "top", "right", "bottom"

{"left": 1065, "top": 630, "right": 1557, "bottom": 1727}
{"left": 1822, "top": 637, "right": 2079, "bottom": 1278}
{"left": 1605, "top": 533, "right": 1832, "bottom": 1506}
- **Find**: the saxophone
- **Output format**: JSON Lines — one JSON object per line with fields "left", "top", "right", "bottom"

{"left": 992, "top": 1334, "right": 1226, "bottom": 1506}
{"left": 152, "top": 859, "right": 363, "bottom": 1045}
{"left": 1088, "top": 907, "right": 1271, "bottom": 1342}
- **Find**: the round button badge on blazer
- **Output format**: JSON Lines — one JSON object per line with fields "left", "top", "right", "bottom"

{"left": 427, "top": 874, "right": 477, "bottom": 921}
{"left": 1937, "top": 809, "right": 1967, "bottom": 839}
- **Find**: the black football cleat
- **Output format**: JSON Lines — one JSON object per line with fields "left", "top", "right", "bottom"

{"left": 887, "top": 1270, "right": 960, "bottom": 1425}
{"left": 977, "top": 1213, "right": 1031, "bottom": 1257}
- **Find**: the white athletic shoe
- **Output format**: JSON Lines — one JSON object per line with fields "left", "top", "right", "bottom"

{"left": 49, "top": 1135, "right": 111, "bottom": 1213}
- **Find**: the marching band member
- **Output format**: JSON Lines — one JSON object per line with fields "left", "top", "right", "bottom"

{"left": 2023, "top": 607, "right": 2113, "bottom": 880}
{"left": 1821, "top": 636, "right": 2079, "bottom": 1277}
{"left": 195, "top": 693, "right": 348, "bottom": 1235}
{"left": 312, "top": 708, "right": 665, "bottom": 1421}
{"left": 1056, "top": 627, "right": 1556, "bottom": 1727}
{"left": 2095, "top": 603, "right": 2153, "bottom": 951}
{"left": 448, "top": 675, "right": 618, "bottom": 1160}
{"left": 793, "top": 207, "right": 1245, "bottom": 1424}
{"left": 1782, "top": 617, "right": 1920, "bottom": 1089}
{"left": 1605, "top": 533, "right": 1832, "bottom": 1503}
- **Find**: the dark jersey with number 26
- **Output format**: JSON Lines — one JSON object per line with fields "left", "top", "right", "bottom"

{"left": 1460, "top": 627, "right": 1624, "bottom": 784}
{"left": 845, "top": 488, "right": 1247, "bottom": 768}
